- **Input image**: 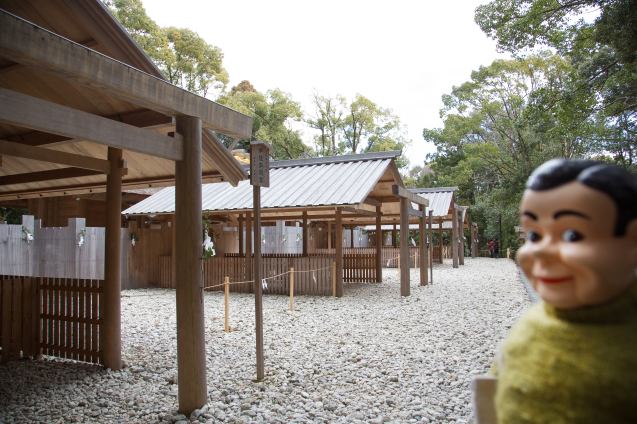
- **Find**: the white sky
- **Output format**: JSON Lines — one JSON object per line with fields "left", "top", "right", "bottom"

{"left": 142, "top": 0, "right": 507, "bottom": 169}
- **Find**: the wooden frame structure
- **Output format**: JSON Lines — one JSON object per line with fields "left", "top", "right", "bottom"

{"left": 0, "top": 0, "right": 252, "bottom": 415}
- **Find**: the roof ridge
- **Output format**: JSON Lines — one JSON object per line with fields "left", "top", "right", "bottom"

{"left": 240, "top": 150, "right": 401, "bottom": 170}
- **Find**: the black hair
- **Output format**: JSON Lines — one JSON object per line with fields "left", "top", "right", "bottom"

{"left": 526, "top": 159, "right": 637, "bottom": 236}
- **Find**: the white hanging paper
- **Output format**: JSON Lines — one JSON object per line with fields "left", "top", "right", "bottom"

{"left": 262, "top": 279, "right": 267, "bottom": 290}
{"left": 78, "top": 235, "right": 84, "bottom": 247}
{"left": 386, "top": 260, "right": 390, "bottom": 267}
{"left": 313, "top": 272, "right": 316, "bottom": 284}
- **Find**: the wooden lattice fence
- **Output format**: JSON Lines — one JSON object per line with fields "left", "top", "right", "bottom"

{"left": 1, "top": 276, "right": 38, "bottom": 363}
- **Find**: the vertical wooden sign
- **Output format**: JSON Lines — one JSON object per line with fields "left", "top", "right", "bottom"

{"left": 249, "top": 140, "right": 273, "bottom": 382}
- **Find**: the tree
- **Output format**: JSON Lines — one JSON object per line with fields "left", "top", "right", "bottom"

{"left": 231, "top": 80, "right": 258, "bottom": 95}
{"left": 217, "top": 88, "right": 309, "bottom": 160}
{"left": 107, "top": 0, "right": 228, "bottom": 97}
{"left": 307, "top": 92, "right": 347, "bottom": 156}
{"left": 342, "top": 94, "right": 377, "bottom": 154}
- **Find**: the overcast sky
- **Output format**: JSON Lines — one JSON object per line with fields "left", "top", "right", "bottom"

{"left": 142, "top": 0, "right": 507, "bottom": 169}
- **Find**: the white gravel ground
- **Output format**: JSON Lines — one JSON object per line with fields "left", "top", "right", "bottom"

{"left": 0, "top": 258, "right": 530, "bottom": 424}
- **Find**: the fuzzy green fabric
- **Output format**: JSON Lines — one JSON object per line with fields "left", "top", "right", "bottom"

{"left": 492, "top": 282, "right": 637, "bottom": 424}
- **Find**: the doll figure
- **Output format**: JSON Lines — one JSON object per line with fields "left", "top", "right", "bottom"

{"left": 474, "top": 159, "right": 637, "bottom": 424}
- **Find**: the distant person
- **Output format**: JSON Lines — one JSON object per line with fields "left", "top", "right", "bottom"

{"left": 487, "top": 239, "right": 495, "bottom": 258}
{"left": 494, "top": 238, "right": 500, "bottom": 258}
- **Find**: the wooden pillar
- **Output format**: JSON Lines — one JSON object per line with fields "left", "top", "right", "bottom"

{"left": 428, "top": 210, "right": 434, "bottom": 284}
{"left": 27, "top": 199, "right": 37, "bottom": 216}
{"left": 419, "top": 205, "right": 427, "bottom": 286}
{"left": 103, "top": 147, "right": 123, "bottom": 370}
{"left": 400, "top": 198, "right": 410, "bottom": 296}
{"left": 327, "top": 221, "right": 331, "bottom": 252}
{"left": 246, "top": 212, "right": 252, "bottom": 281}
{"left": 78, "top": 199, "right": 88, "bottom": 219}
{"left": 335, "top": 208, "right": 343, "bottom": 297}
{"left": 392, "top": 224, "right": 397, "bottom": 247}
{"left": 239, "top": 214, "right": 244, "bottom": 256}
{"left": 302, "top": 211, "right": 308, "bottom": 257}
{"left": 253, "top": 187, "right": 264, "bottom": 381}
{"left": 174, "top": 116, "right": 206, "bottom": 414}
{"left": 452, "top": 205, "right": 459, "bottom": 268}
{"left": 438, "top": 218, "right": 444, "bottom": 264}
{"left": 459, "top": 213, "right": 465, "bottom": 265}
{"left": 458, "top": 213, "right": 464, "bottom": 265}
{"left": 469, "top": 222, "right": 474, "bottom": 258}
{"left": 37, "top": 198, "right": 48, "bottom": 227}
{"left": 376, "top": 206, "right": 382, "bottom": 283}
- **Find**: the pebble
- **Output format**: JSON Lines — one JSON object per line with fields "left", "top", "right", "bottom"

{"left": 0, "top": 258, "right": 529, "bottom": 423}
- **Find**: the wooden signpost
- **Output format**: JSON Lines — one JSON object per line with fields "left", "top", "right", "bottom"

{"left": 250, "top": 140, "right": 273, "bottom": 382}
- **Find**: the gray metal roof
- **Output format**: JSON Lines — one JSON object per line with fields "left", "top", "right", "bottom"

{"left": 123, "top": 153, "right": 397, "bottom": 215}
{"left": 408, "top": 187, "right": 457, "bottom": 217}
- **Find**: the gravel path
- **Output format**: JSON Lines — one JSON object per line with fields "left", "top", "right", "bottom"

{"left": 0, "top": 258, "right": 530, "bottom": 424}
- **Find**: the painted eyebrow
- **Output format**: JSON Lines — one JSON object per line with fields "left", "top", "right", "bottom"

{"left": 522, "top": 211, "right": 537, "bottom": 220}
{"left": 554, "top": 210, "right": 590, "bottom": 220}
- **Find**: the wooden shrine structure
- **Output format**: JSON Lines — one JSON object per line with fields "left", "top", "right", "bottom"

{"left": 0, "top": 0, "right": 251, "bottom": 414}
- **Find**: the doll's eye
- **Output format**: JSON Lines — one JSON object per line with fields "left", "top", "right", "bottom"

{"left": 561, "top": 229, "right": 584, "bottom": 242}
{"left": 527, "top": 231, "right": 541, "bottom": 242}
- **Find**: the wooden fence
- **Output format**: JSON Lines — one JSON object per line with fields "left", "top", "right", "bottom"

{"left": 39, "top": 277, "right": 103, "bottom": 364}
{"left": 0, "top": 276, "right": 103, "bottom": 365}
{"left": 343, "top": 253, "right": 376, "bottom": 283}
{"left": 1, "top": 276, "right": 37, "bottom": 363}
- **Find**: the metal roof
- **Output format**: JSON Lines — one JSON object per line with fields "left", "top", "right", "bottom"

{"left": 123, "top": 153, "right": 398, "bottom": 215}
{"left": 364, "top": 222, "right": 455, "bottom": 231}
{"left": 408, "top": 187, "right": 458, "bottom": 217}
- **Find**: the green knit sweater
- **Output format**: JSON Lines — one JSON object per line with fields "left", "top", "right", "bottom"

{"left": 492, "top": 282, "right": 637, "bottom": 424}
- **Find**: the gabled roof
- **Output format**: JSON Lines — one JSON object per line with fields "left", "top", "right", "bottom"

{"left": 0, "top": 0, "right": 251, "bottom": 201}
{"left": 123, "top": 151, "right": 402, "bottom": 216}
{"left": 408, "top": 187, "right": 458, "bottom": 217}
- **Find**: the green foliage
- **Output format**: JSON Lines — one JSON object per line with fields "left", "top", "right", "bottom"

{"left": 107, "top": 0, "right": 228, "bottom": 97}
{"left": 0, "top": 208, "right": 26, "bottom": 225}
{"left": 216, "top": 87, "right": 309, "bottom": 160}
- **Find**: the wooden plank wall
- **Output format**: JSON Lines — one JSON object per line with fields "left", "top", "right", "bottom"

{"left": 0, "top": 216, "right": 35, "bottom": 277}
{"left": 0, "top": 277, "right": 38, "bottom": 363}
{"left": 39, "top": 277, "right": 103, "bottom": 364}
{"left": 125, "top": 221, "right": 173, "bottom": 290}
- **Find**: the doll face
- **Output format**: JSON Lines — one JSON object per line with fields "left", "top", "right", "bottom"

{"left": 517, "top": 181, "right": 637, "bottom": 309}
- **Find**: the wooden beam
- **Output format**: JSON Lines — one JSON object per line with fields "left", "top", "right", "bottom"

{"left": 342, "top": 207, "right": 378, "bottom": 217}
{"left": 0, "top": 168, "right": 103, "bottom": 186}
{"left": 0, "top": 139, "right": 111, "bottom": 172}
{"left": 0, "top": 88, "right": 183, "bottom": 161}
{"left": 361, "top": 196, "right": 381, "bottom": 208}
{"left": 391, "top": 184, "right": 429, "bottom": 207}
{"left": 0, "top": 11, "right": 253, "bottom": 140}
{"left": 408, "top": 207, "right": 423, "bottom": 218}
{"left": 5, "top": 110, "right": 174, "bottom": 148}
{"left": 202, "top": 130, "right": 248, "bottom": 187}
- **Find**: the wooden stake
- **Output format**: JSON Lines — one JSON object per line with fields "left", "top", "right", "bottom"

{"left": 290, "top": 267, "right": 294, "bottom": 311}
{"left": 507, "top": 248, "right": 510, "bottom": 259}
{"left": 376, "top": 205, "right": 382, "bottom": 283}
{"left": 224, "top": 277, "right": 229, "bottom": 332}
{"left": 398, "top": 253, "right": 400, "bottom": 278}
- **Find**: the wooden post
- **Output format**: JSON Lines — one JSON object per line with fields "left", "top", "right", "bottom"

{"left": 224, "top": 277, "right": 229, "bottom": 333}
{"left": 302, "top": 212, "right": 308, "bottom": 257}
{"left": 239, "top": 214, "right": 244, "bottom": 257}
{"left": 392, "top": 224, "right": 397, "bottom": 247}
{"left": 398, "top": 253, "right": 401, "bottom": 277}
{"left": 332, "top": 262, "right": 336, "bottom": 297}
{"left": 469, "top": 221, "right": 475, "bottom": 258}
{"left": 327, "top": 221, "right": 332, "bottom": 252}
{"left": 419, "top": 205, "right": 427, "bottom": 286}
{"left": 290, "top": 267, "right": 294, "bottom": 311}
{"left": 103, "top": 147, "right": 123, "bottom": 370}
{"left": 429, "top": 210, "right": 434, "bottom": 285}
{"left": 400, "top": 198, "right": 410, "bottom": 296}
{"left": 350, "top": 225, "right": 354, "bottom": 248}
{"left": 507, "top": 248, "right": 510, "bottom": 259}
{"left": 174, "top": 116, "right": 206, "bottom": 414}
{"left": 376, "top": 206, "right": 382, "bottom": 283}
{"left": 250, "top": 140, "right": 273, "bottom": 383}
{"left": 245, "top": 212, "right": 252, "bottom": 282}
{"left": 452, "top": 205, "right": 459, "bottom": 268}
{"left": 438, "top": 218, "right": 443, "bottom": 264}
{"left": 459, "top": 210, "right": 465, "bottom": 266}
{"left": 335, "top": 208, "right": 343, "bottom": 297}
